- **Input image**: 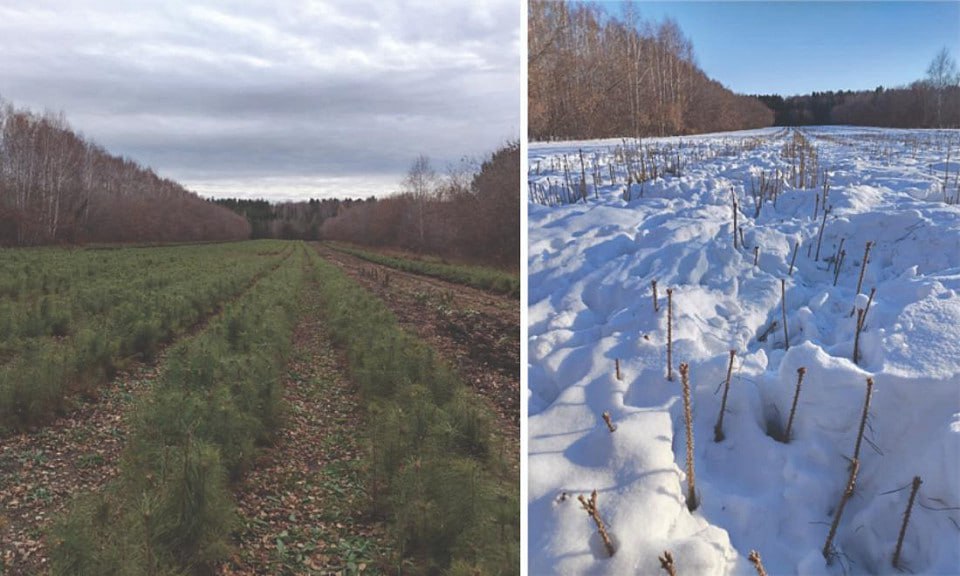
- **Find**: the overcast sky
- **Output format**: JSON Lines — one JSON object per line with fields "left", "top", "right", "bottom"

{"left": 0, "top": 1, "right": 520, "bottom": 201}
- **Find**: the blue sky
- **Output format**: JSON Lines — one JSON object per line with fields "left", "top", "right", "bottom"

{"left": 602, "top": 1, "right": 960, "bottom": 96}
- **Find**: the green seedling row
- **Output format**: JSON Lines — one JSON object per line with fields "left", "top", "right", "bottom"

{"left": 326, "top": 242, "right": 520, "bottom": 298}
{"left": 0, "top": 240, "right": 294, "bottom": 432}
{"left": 305, "top": 248, "right": 519, "bottom": 575}
{"left": 51, "top": 243, "right": 307, "bottom": 576}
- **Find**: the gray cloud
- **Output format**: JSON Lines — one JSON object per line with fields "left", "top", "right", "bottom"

{"left": 0, "top": 0, "right": 519, "bottom": 200}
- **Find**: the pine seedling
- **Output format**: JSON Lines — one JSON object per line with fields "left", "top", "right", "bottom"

{"left": 789, "top": 241, "right": 799, "bottom": 276}
{"left": 659, "top": 551, "right": 677, "bottom": 576}
{"left": 753, "top": 246, "right": 760, "bottom": 267}
{"left": 782, "top": 367, "right": 807, "bottom": 443}
{"left": 680, "top": 363, "right": 699, "bottom": 511}
{"left": 602, "top": 411, "right": 617, "bottom": 433}
{"left": 892, "top": 476, "right": 922, "bottom": 570}
{"left": 652, "top": 279, "right": 659, "bottom": 312}
{"left": 781, "top": 279, "right": 790, "bottom": 351}
{"left": 578, "top": 490, "right": 615, "bottom": 557}
{"left": 667, "top": 289, "right": 674, "bottom": 382}
{"left": 714, "top": 349, "right": 736, "bottom": 442}
{"left": 852, "top": 378, "right": 874, "bottom": 463}
{"left": 739, "top": 226, "right": 747, "bottom": 251}
{"left": 823, "top": 458, "right": 860, "bottom": 564}
{"left": 853, "top": 309, "right": 864, "bottom": 365}
{"left": 748, "top": 550, "right": 768, "bottom": 576}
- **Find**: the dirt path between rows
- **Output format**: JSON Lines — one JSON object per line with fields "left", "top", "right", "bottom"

{"left": 312, "top": 243, "right": 520, "bottom": 470}
{"left": 218, "top": 278, "right": 389, "bottom": 575}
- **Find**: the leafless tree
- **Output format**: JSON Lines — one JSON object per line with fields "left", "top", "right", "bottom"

{"left": 403, "top": 154, "right": 437, "bottom": 252}
{"left": 528, "top": 0, "right": 773, "bottom": 140}
{"left": 0, "top": 97, "right": 249, "bottom": 245}
{"left": 926, "top": 47, "right": 960, "bottom": 128}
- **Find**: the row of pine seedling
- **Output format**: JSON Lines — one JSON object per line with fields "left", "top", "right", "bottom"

{"left": 528, "top": 133, "right": 773, "bottom": 206}
{"left": 0, "top": 241, "right": 295, "bottom": 432}
{"left": 582, "top": 282, "right": 921, "bottom": 574}
{"left": 49, "top": 244, "right": 306, "bottom": 575}
{"left": 304, "top": 248, "right": 520, "bottom": 575}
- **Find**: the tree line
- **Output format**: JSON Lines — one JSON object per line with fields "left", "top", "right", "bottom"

{"left": 321, "top": 142, "right": 520, "bottom": 270}
{"left": 529, "top": 0, "right": 773, "bottom": 141}
{"left": 755, "top": 49, "right": 960, "bottom": 128}
{"left": 212, "top": 197, "right": 369, "bottom": 241}
{"left": 0, "top": 98, "right": 250, "bottom": 246}
{"left": 214, "top": 142, "right": 520, "bottom": 269}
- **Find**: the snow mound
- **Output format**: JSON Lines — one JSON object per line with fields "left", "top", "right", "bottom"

{"left": 529, "top": 126, "right": 960, "bottom": 575}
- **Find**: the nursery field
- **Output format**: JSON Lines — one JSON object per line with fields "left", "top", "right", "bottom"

{"left": 326, "top": 242, "right": 521, "bottom": 297}
{"left": 315, "top": 242, "right": 521, "bottom": 431}
{"left": 528, "top": 126, "right": 960, "bottom": 575}
{"left": 0, "top": 240, "right": 519, "bottom": 575}
{"left": 0, "top": 240, "right": 294, "bottom": 432}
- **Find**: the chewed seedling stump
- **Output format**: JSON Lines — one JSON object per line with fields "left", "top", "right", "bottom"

{"left": 714, "top": 349, "right": 736, "bottom": 442}
{"left": 781, "top": 279, "right": 789, "bottom": 350}
{"left": 789, "top": 240, "right": 799, "bottom": 275}
{"left": 659, "top": 550, "right": 677, "bottom": 576}
{"left": 852, "top": 377, "right": 874, "bottom": 463}
{"left": 748, "top": 550, "right": 768, "bottom": 576}
{"left": 578, "top": 490, "right": 616, "bottom": 557}
{"left": 602, "top": 411, "right": 617, "bottom": 433}
{"left": 666, "top": 289, "right": 674, "bottom": 381}
{"left": 783, "top": 367, "right": 806, "bottom": 443}
{"left": 680, "top": 363, "right": 699, "bottom": 511}
{"left": 823, "top": 458, "right": 860, "bottom": 564}
{"left": 853, "top": 309, "right": 864, "bottom": 365}
{"left": 893, "top": 476, "right": 922, "bottom": 569}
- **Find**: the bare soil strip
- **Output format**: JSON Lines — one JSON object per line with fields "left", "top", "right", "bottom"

{"left": 218, "top": 275, "right": 389, "bottom": 575}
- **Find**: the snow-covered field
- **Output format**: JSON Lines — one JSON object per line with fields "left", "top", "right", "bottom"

{"left": 527, "top": 126, "right": 960, "bottom": 575}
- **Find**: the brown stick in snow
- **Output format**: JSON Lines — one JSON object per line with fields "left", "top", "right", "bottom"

{"left": 578, "top": 490, "right": 616, "bottom": 557}
{"left": 714, "top": 349, "right": 736, "bottom": 442}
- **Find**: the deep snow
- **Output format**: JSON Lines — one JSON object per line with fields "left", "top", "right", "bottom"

{"left": 527, "top": 126, "right": 960, "bottom": 575}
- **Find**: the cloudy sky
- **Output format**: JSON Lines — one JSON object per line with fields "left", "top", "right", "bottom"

{"left": 0, "top": 1, "right": 520, "bottom": 201}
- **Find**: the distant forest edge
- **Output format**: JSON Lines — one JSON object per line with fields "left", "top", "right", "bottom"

{"left": 754, "top": 80, "right": 960, "bottom": 129}
{"left": 529, "top": 1, "right": 960, "bottom": 141}
{"left": 216, "top": 142, "right": 520, "bottom": 270}
{"left": 0, "top": 98, "right": 250, "bottom": 246}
